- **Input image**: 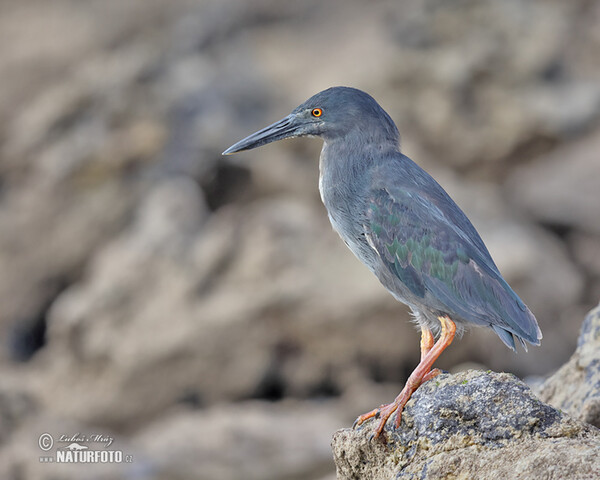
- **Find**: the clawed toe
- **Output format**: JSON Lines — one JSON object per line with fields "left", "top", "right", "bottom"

{"left": 353, "top": 401, "right": 402, "bottom": 440}
{"left": 353, "top": 407, "right": 380, "bottom": 429}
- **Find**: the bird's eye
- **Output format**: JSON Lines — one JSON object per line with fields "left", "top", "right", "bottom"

{"left": 311, "top": 108, "right": 323, "bottom": 117}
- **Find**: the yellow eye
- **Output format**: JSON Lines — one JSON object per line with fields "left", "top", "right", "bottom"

{"left": 311, "top": 108, "right": 322, "bottom": 117}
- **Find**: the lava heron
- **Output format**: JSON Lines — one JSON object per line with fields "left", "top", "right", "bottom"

{"left": 223, "top": 86, "right": 542, "bottom": 439}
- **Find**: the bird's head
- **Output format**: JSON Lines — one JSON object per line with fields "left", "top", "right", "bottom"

{"left": 223, "top": 86, "right": 399, "bottom": 155}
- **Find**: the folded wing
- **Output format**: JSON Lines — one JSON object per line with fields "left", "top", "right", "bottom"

{"left": 366, "top": 185, "right": 541, "bottom": 351}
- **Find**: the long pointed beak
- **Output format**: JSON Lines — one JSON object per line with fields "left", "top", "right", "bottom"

{"left": 222, "top": 114, "right": 299, "bottom": 155}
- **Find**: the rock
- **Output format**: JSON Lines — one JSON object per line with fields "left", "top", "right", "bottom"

{"left": 132, "top": 400, "right": 343, "bottom": 480}
{"left": 332, "top": 370, "right": 600, "bottom": 480}
{"left": 538, "top": 302, "right": 600, "bottom": 429}
{"left": 570, "top": 233, "right": 600, "bottom": 279}
{"left": 0, "top": 0, "right": 171, "bottom": 361}
{"left": 506, "top": 130, "right": 600, "bottom": 235}
{"left": 382, "top": 0, "right": 600, "bottom": 170}
{"left": 0, "top": 410, "right": 136, "bottom": 480}
{"left": 0, "top": 368, "right": 37, "bottom": 448}
{"left": 33, "top": 194, "right": 402, "bottom": 428}
{"left": 0, "top": 399, "right": 342, "bottom": 480}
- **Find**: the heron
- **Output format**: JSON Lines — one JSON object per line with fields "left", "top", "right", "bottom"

{"left": 223, "top": 86, "right": 541, "bottom": 439}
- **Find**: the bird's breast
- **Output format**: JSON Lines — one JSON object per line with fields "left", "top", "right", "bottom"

{"left": 318, "top": 145, "right": 377, "bottom": 269}
{"left": 318, "top": 149, "right": 355, "bottom": 233}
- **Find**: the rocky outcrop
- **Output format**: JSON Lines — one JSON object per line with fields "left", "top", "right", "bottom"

{"left": 507, "top": 133, "right": 600, "bottom": 236}
{"left": 333, "top": 370, "right": 600, "bottom": 480}
{"left": 538, "top": 302, "right": 600, "bottom": 429}
{"left": 332, "top": 303, "right": 600, "bottom": 479}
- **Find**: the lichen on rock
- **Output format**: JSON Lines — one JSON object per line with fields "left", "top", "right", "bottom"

{"left": 333, "top": 370, "right": 600, "bottom": 479}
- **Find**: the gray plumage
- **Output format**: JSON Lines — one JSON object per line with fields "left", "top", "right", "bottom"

{"left": 223, "top": 86, "right": 542, "bottom": 352}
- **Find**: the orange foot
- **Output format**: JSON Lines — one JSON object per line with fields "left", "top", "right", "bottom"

{"left": 353, "top": 316, "right": 456, "bottom": 440}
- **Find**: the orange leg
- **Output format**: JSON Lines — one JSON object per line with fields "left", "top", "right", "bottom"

{"left": 354, "top": 315, "right": 456, "bottom": 439}
{"left": 419, "top": 326, "right": 442, "bottom": 382}
{"left": 420, "top": 326, "right": 435, "bottom": 360}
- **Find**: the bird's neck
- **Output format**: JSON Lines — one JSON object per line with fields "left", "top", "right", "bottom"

{"left": 318, "top": 136, "right": 396, "bottom": 212}
{"left": 318, "top": 137, "right": 392, "bottom": 258}
{"left": 319, "top": 134, "right": 398, "bottom": 184}
{"left": 320, "top": 139, "right": 365, "bottom": 189}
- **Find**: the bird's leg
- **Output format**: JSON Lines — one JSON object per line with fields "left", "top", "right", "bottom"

{"left": 420, "top": 326, "right": 435, "bottom": 360}
{"left": 421, "top": 367, "right": 442, "bottom": 383}
{"left": 419, "top": 326, "right": 442, "bottom": 383}
{"left": 353, "top": 316, "right": 456, "bottom": 439}
{"left": 353, "top": 326, "right": 437, "bottom": 429}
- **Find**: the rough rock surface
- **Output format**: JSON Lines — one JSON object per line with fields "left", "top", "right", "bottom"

{"left": 332, "top": 370, "right": 600, "bottom": 480}
{"left": 538, "top": 302, "right": 600, "bottom": 428}
{"left": 332, "top": 303, "right": 600, "bottom": 479}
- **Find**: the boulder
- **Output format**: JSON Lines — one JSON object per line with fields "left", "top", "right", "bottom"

{"left": 506, "top": 130, "right": 600, "bottom": 235}
{"left": 538, "top": 302, "right": 600, "bottom": 429}
{"left": 132, "top": 401, "right": 343, "bottom": 480}
{"left": 332, "top": 302, "right": 600, "bottom": 479}
{"left": 332, "top": 370, "right": 600, "bottom": 480}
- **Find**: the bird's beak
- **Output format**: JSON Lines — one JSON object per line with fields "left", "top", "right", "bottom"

{"left": 222, "top": 114, "right": 300, "bottom": 155}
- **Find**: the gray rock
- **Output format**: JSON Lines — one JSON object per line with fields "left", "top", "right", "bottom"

{"left": 132, "top": 401, "right": 343, "bottom": 480}
{"left": 538, "top": 302, "right": 600, "bottom": 428}
{"left": 0, "top": 411, "right": 135, "bottom": 480}
{"left": 332, "top": 370, "right": 600, "bottom": 480}
{"left": 506, "top": 131, "right": 600, "bottom": 235}
{"left": 0, "top": 0, "right": 170, "bottom": 361}
{"left": 34, "top": 195, "right": 400, "bottom": 428}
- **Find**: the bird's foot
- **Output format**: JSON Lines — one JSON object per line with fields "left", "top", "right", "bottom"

{"left": 353, "top": 316, "right": 456, "bottom": 441}
{"left": 422, "top": 367, "right": 442, "bottom": 383}
{"left": 352, "top": 406, "right": 382, "bottom": 430}
{"left": 352, "top": 368, "right": 442, "bottom": 439}
{"left": 352, "top": 383, "right": 415, "bottom": 440}
{"left": 352, "top": 401, "right": 399, "bottom": 440}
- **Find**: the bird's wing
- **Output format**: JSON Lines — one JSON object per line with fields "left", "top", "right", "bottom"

{"left": 365, "top": 185, "right": 541, "bottom": 350}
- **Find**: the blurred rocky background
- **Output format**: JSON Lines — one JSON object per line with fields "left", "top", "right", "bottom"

{"left": 0, "top": 0, "right": 599, "bottom": 479}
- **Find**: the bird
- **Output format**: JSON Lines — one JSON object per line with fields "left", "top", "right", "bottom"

{"left": 223, "top": 86, "right": 542, "bottom": 440}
